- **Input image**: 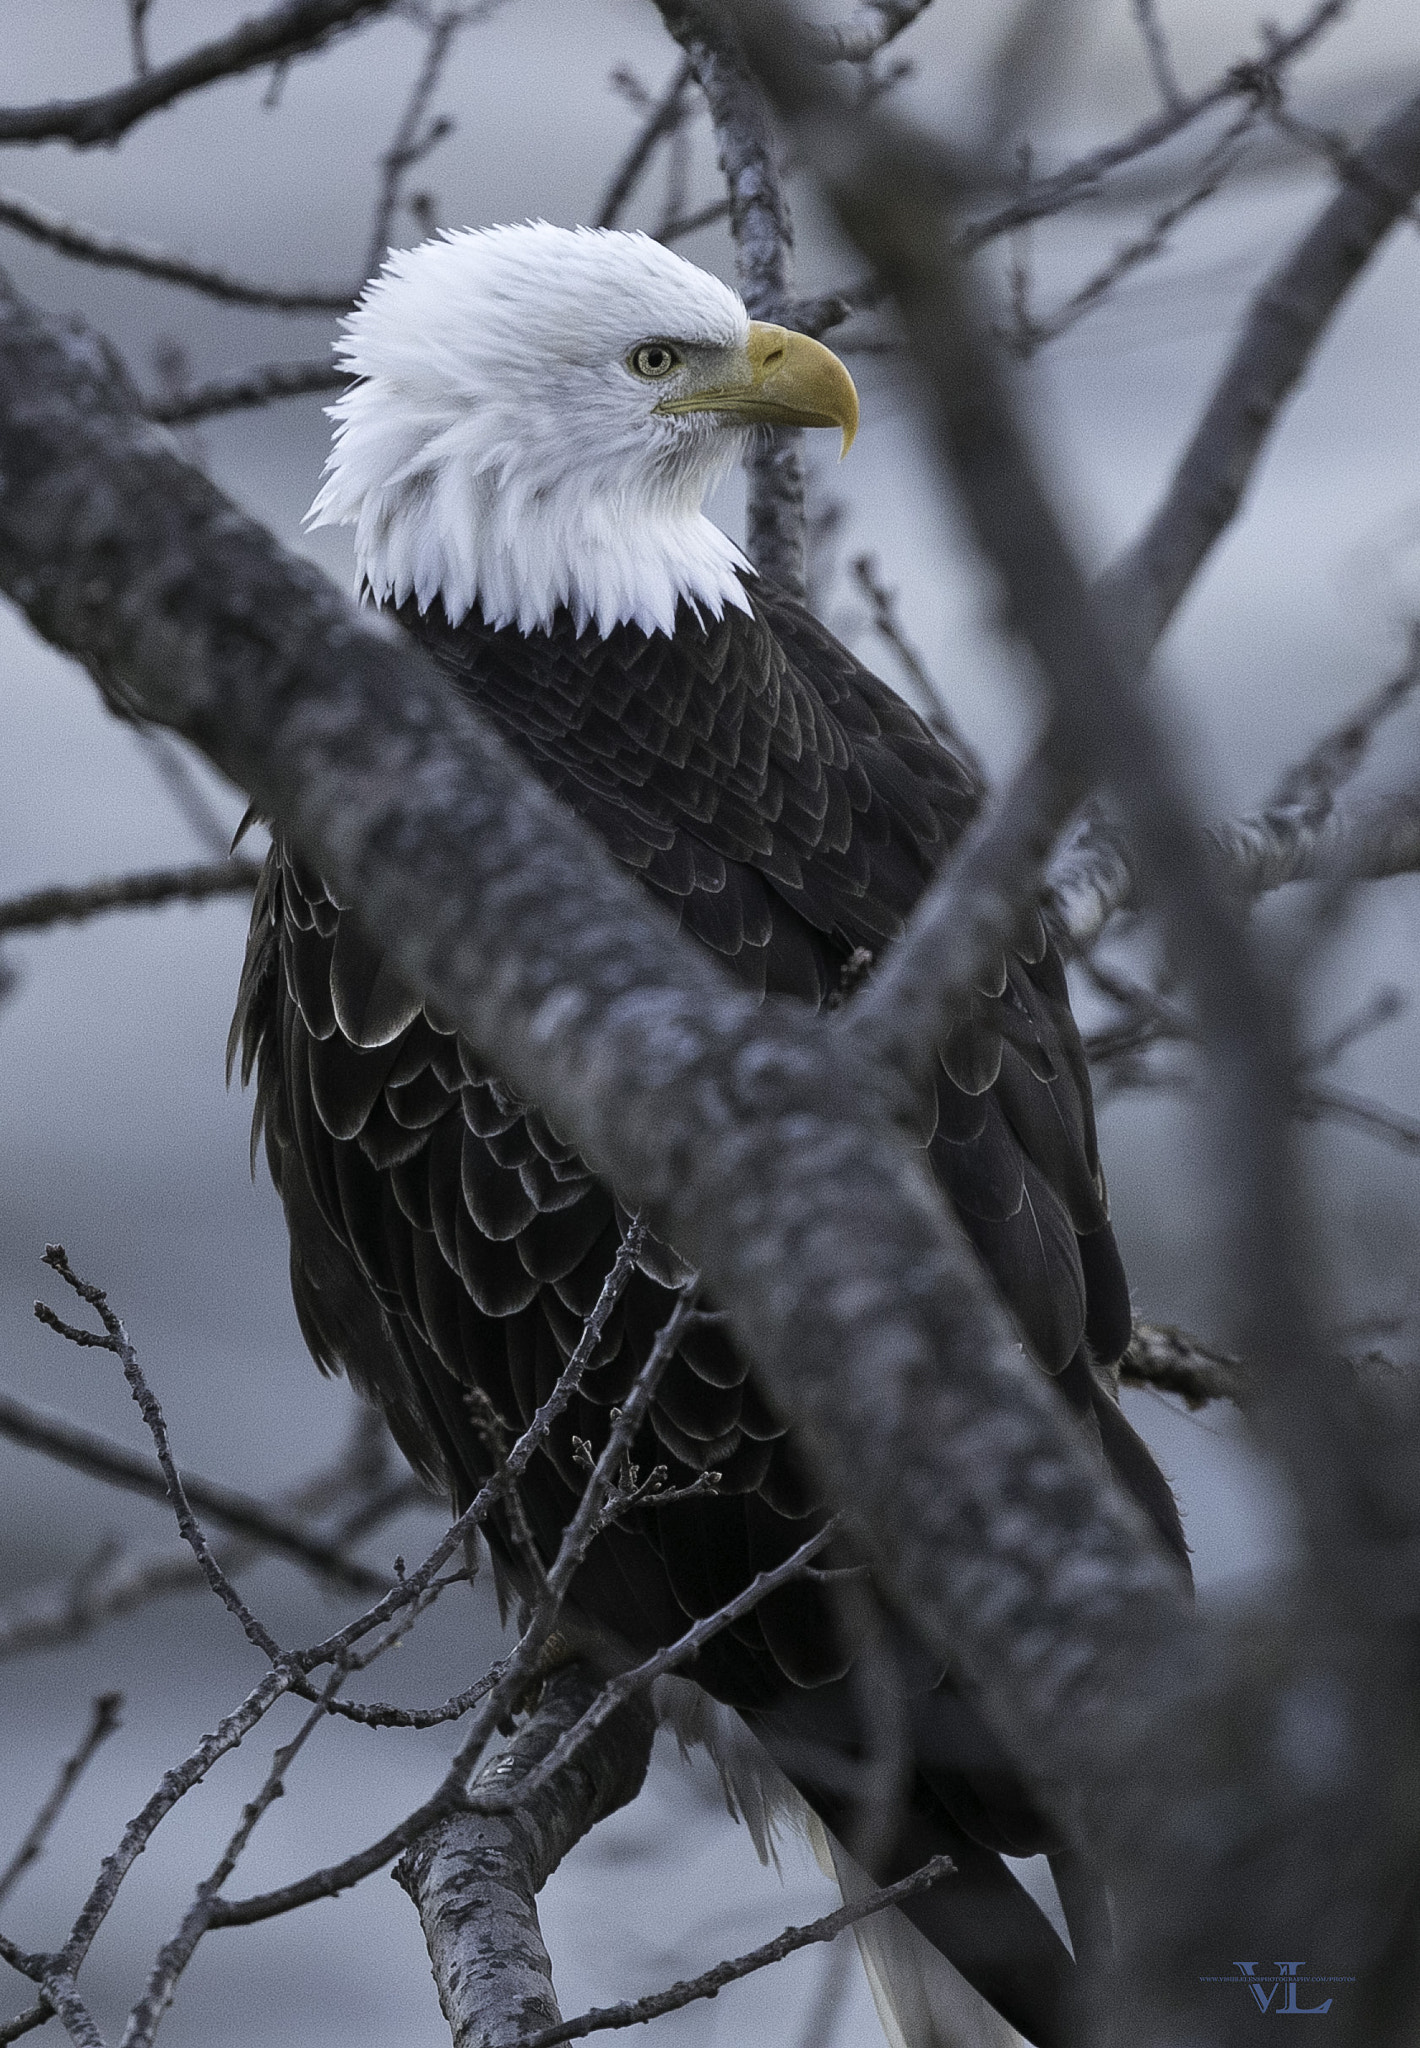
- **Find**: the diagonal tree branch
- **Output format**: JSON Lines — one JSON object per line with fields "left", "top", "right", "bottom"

{"left": 142, "top": 360, "right": 344, "bottom": 426}
{"left": 0, "top": 255, "right": 1189, "bottom": 1894}
{"left": 0, "top": 1387, "right": 390, "bottom": 1595}
{"left": 0, "top": 0, "right": 398, "bottom": 148}
{"left": 0, "top": 187, "right": 350, "bottom": 311}
{"left": 1102, "top": 82, "right": 1420, "bottom": 659}
{"left": 0, "top": 861, "right": 260, "bottom": 938}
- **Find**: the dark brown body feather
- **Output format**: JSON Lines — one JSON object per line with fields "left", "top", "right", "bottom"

{"left": 233, "top": 585, "right": 1185, "bottom": 2044}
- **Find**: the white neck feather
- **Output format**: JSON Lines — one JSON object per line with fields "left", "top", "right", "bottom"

{"left": 305, "top": 226, "right": 760, "bottom": 640}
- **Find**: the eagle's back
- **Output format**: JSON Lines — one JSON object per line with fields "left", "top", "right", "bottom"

{"left": 233, "top": 588, "right": 1179, "bottom": 1727}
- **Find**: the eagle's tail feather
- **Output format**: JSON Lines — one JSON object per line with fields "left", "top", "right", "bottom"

{"left": 806, "top": 1811, "right": 1028, "bottom": 2048}
{"left": 655, "top": 1677, "right": 1029, "bottom": 2048}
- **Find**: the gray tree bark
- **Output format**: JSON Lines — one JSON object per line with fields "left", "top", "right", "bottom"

{"left": 394, "top": 1666, "right": 654, "bottom": 2048}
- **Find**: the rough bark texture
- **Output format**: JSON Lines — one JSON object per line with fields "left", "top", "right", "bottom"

{"left": 0, "top": 268, "right": 1190, "bottom": 1814}
{"left": 655, "top": 1, "right": 806, "bottom": 593}
{"left": 394, "top": 1667, "right": 655, "bottom": 2048}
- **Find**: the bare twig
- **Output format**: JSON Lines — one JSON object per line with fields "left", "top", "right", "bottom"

{"left": 1131, "top": 0, "right": 1185, "bottom": 113}
{"left": 518, "top": 1851, "right": 956, "bottom": 2048}
{"left": 466, "top": 1521, "right": 839, "bottom": 1815}
{"left": 0, "top": 1388, "right": 392, "bottom": 1595}
{"left": 1119, "top": 1321, "right": 1245, "bottom": 1409}
{"left": 0, "top": 1698, "right": 123, "bottom": 1911}
{"left": 809, "top": 2, "right": 937, "bottom": 64}
{"left": 361, "top": 6, "right": 491, "bottom": 279}
{"left": 1295, "top": 1080, "right": 1420, "bottom": 1154}
{"left": 143, "top": 360, "right": 344, "bottom": 426}
{"left": 0, "top": 187, "right": 349, "bottom": 312}
{"left": 658, "top": 194, "right": 731, "bottom": 243}
{"left": 0, "top": 0, "right": 399, "bottom": 148}
{"left": 121, "top": 1693, "right": 336, "bottom": 2048}
{"left": 596, "top": 57, "right": 695, "bottom": 229}
{"left": 45, "top": 1666, "right": 294, "bottom": 2015}
{"left": 958, "top": 0, "right": 1351, "bottom": 257}
{"left": 1050, "top": 623, "right": 1420, "bottom": 952}
{"left": 657, "top": 2, "right": 806, "bottom": 592}
{"left": 850, "top": 553, "right": 982, "bottom": 776}
{"left": 0, "top": 861, "right": 259, "bottom": 939}
{"left": 1103, "top": 76, "right": 1420, "bottom": 658}
{"left": 133, "top": 729, "right": 239, "bottom": 859}
{"left": 128, "top": 0, "right": 154, "bottom": 78}
{"left": 1004, "top": 109, "right": 1256, "bottom": 359}
{"left": 0, "top": 1545, "right": 226, "bottom": 1663}
{"left": 35, "top": 1249, "right": 285, "bottom": 1664}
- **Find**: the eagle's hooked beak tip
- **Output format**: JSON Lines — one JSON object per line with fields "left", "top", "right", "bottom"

{"left": 657, "top": 323, "right": 859, "bottom": 453}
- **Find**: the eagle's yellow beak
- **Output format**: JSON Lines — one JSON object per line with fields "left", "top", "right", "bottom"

{"left": 655, "top": 323, "right": 859, "bottom": 456}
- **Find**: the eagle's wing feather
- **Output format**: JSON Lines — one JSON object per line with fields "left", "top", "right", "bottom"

{"left": 233, "top": 587, "right": 1181, "bottom": 2048}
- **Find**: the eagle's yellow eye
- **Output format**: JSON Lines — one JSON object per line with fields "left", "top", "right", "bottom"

{"left": 628, "top": 342, "right": 681, "bottom": 379}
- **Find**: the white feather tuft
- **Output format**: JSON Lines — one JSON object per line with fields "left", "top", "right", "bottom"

{"left": 654, "top": 1678, "right": 1027, "bottom": 2048}
{"left": 307, "top": 222, "right": 758, "bottom": 639}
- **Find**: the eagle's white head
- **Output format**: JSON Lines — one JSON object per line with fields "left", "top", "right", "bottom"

{"left": 307, "top": 222, "right": 857, "bottom": 640}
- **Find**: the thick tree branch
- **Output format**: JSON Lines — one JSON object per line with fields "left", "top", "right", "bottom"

{"left": 393, "top": 1664, "right": 655, "bottom": 2048}
{"left": 0, "top": 0, "right": 397, "bottom": 148}
{"left": 0, "top": 262, "right": 1190, "bottom": 1899}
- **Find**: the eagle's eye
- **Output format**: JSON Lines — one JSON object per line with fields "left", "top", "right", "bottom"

{"left": 627, "top": 341, "right": 682, "bottom": 380}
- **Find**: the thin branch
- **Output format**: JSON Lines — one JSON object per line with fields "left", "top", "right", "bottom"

{"left": 1131, "top": 0, "right": 1184, "bottom": 113}
{"left": 957, "top": 0, "right": 1351, "bottom": 256}
{"left": 0, "top": 0, "right": 398, "bottom": 148}
{"left": 53, "top": 1665, "right": 293, "bottom": 2001}
{"left": 143, "top": 361, "right": 344, "bottom": 426}
{"left": 1103, "top": 76, "right": 1420, "bottom": 658}
{"left": 809, "top": 2, "right": 937, "bottom": 64}
{"left": 850, "top": 552, "right": 983, "bottom": 776}
{"left": 0, "top": 187, "right": 349, "bottom": 312}
{"left": 519, "top": 1851, "right": 956, "bottom": 2048}
{"left": 1271, "top": 624, "right": 1420, "bottom": 816}
{"left": 596, "top": 57, "right": 695, "bottom": 229}
{"left": 0, "top": 1388, "right": 392, "bottom": 1595}
{"left": 1295, "top": 1080, "right": 1420, "bottom": 1154}
{"left": 128, "top": 0, "right": 154, "bottom": 78}
{"left": 0, "top": 861, "right": 259, "bottom": 939}
{"left": 1003, "top": 109, "right": 1255, "bottom": 359}
{"left": 658, "top": 194, "right": 731, "bottom": 243}
{"left": 0, "top": 2003, "right": 47, "bottom": 2046}
{"left": 0, "top": 1698, "right": 123, "bottom": 1912}
{"left": 35, "top": 1250, "right": 284, "bottom": 1664}
{"left": 361, "top": 6, "right": 490, "bottom": 279}
{"left": 465, "top": 1521, "right": 839, "bottom": 1815}
{"left": 1050, "top": 627, "right": 1420, "bottom": 951}
{"left": 656, "top": 2, "right": 806, "bottom": 592}
{"left": 121, "top": 1693, "right": 336, "bottom": 2048}
{"left": 1119, "top": 1321, "right": 1244, "bottom": 1409}
{"left": 133, "top": 729, "right": 240, "bottom": 859}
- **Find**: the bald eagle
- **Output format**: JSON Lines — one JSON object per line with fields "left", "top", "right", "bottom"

{"left": 232, "top": 223, "right": 1186, "bottom": 2048}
